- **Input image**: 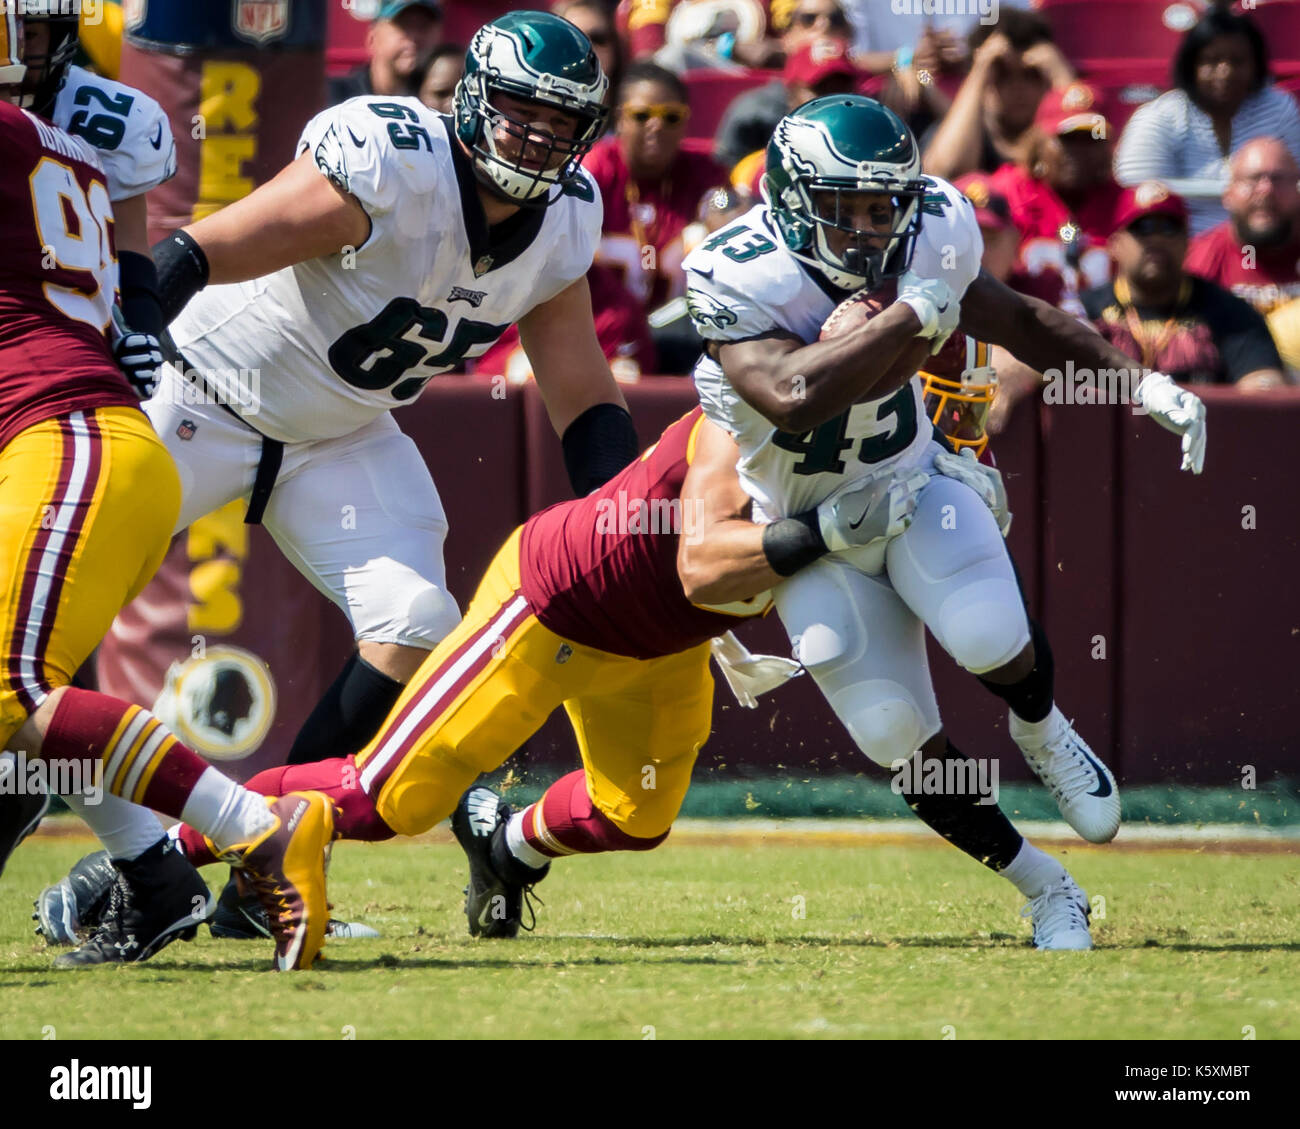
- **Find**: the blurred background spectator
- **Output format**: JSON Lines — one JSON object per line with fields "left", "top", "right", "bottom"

{"left": 922, "top": 8, "right": 1073, "bottom": 182}
{"left": 587, "top": 61, "right": 731, "bottom": 370}
{"left": 1184, "top": 137, "right": 1300, "bottom": 314}
{"left": 989, "top": 81, "right": 1119, "bottom": 315}
{"left": 554, "top": 0, "right": 627, "bottom": 113}
{"left": 727, "top": 37, "right": 859, "bottom": 192}
{"left": 1267, "top": 295, "right": 1300, "bottom": 379}
{"left": 1083, "top": 184, "right": 1288, "bottom": 388}
{"left": 710, "top": 0, "right": 853, "bottom": 167}
{"left": 414, "top": 42, "right": 465, "bottom": 113}
{"left": 1114, "top": 5, "right": 1300, "bottom": 235}
{"left": 328, "top": 0, "right": 444, "bottom": 105}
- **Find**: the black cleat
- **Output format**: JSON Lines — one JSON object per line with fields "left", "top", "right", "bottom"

{"left": 0, "top": 785, "right": 50, "bottom": 880}
{"left": 34, "top": 849, "right": 117, "bottom": 945}
{"left": 451, "top": 786, "right": 548, "bottom": 939}
{"left": 209, "top": 870, "right": 381, "bottom": 940}
{"left": 52, "top": 838, "right": 211, "bottom": 968}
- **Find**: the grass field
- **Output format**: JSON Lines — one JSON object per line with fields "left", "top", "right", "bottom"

{"left": 2, "top": 822, "right": 1297, "bottom": 1040}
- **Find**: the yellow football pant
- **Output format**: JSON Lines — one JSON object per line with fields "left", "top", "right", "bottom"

{"left": 354, "top": 527, "right": 714, "bottom": 838}
{"left": 0, "top": 407, "right": 180, "bottom": 745}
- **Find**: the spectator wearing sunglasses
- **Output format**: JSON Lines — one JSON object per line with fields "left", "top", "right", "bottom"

{"left": 585, "top": 62, "right": 729, "bottom": 370}
{"left": 1082, "top": 184, "right": 1288, "bottom": 389}
{"left": 988, "top": 82, "right": 1121, "bottom": 318}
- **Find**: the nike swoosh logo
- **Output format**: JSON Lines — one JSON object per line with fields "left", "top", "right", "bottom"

{"left": 1082, "top": 749, "right": 1113, "bottom": 798}
{"left": 847, "top": 506, "right": 872, "bottom": 530}
{"left": 347, "top": 127, "right": 366, "bottom": 149}
{"left": 477, "top": 899, "right": 495, "bottom": 929}
{"left": 695, "top": 266, "right": 714, "bottom": 278}
{"left": 149, "top": 122, "right": 163, "bottom": 150}
{"left": 936, "top": 301, "right": 949, "bottom": 313}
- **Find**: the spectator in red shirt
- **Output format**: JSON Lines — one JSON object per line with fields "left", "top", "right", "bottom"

{"left": 1185, "top": 137, "right": 1300, "bottom": 315}
{"left": 585, "top": 62, "right": 729, "bottom": 311}
{"left": 1082, "top": 184, "right": 1288, "bottom": 388}
{"left": 990, "top": 81, "right": 1120, "bottom": 316}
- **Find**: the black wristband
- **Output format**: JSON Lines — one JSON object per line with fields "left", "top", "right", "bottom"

{"left": 117, "top": 251, "right": 165, "bottom": 338}
{"left": 561, "top": 402, "right": 639, "bottom": 495}
{"left": 762, "top": 510, "right": 829, "bottom": 577}
{"left": 152, "top": 229, "right": 210, "bottom": 326}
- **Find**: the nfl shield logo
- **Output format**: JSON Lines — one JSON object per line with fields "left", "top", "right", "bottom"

{"left": 232, "top": 0, "right": 291, "bottom": 46}
{"left": 176, "top": 419, "right": 197, "bottom": 441}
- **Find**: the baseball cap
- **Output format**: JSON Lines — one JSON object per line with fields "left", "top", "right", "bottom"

{"left": 955, "top": 173, "right": 1012, "bottom": 232}
{"left": 784, "top": 38, "right": 856, "bottom": 88}
{"left": 375, "top": 0, "right": 442, "bottom": 22}
{"left": 1111, "top": 181, "right": 1189, "bottom": 235}
{"left": 1034, "top": 81, "right": 1112, "bottom": 141}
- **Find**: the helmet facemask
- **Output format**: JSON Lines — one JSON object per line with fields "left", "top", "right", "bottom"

{"left": 802, "top": 181, "right": 925, "bottom": 291}
{"left": 454, "top": 15, "right": 609, "bottom": 207}
{"left": 457, "top": 72, "right": 607, "bottom": 205}
{"left": 922, "top": 339, "right": 999, "bottom": 457}
{"left": 17, "top": 4, "right": 79, "bottom": 116}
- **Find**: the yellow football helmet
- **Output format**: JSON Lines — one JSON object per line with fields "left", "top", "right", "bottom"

{"left": 922, "top": 338, "right": 999, "bottom": 458}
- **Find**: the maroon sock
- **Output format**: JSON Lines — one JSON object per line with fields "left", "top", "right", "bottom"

{"left": 176, "top": 754, "right": 394, "bottom": 866}
{"left": 521, "top": 770, "right": 668, "bottom": 857}
{"left": 42, "top": 688, "right": 209, "bottom": 817}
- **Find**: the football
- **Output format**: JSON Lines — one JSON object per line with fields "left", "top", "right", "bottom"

{"left": 819, "top": 280, "right": 966, "bottom": 397}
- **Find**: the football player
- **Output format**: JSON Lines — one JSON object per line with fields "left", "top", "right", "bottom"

{"left": 41, "top": 11, "right": 643, "bottom": 962}
{"left": 678, "top": 95, "right": 1207, "bottom": 926}
{"left": 55, "top": 406, "right": 1094, "bottom": 951}
{"left": 20, "top": 1, "right": 175, "bottom": 395}
{"left": 0, "top": 16, "right": 333, "bottom": 972}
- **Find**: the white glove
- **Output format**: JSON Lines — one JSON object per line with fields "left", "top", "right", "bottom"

{"left": 1134, "top": 371, "right": 1207, "bottom": 474}
{"left": 816, "top": 466, "right": 932, "bottom": 552}
{"left": 896, "top": 269, "right": 961, "bottom": 352}
{"left": 710, "top": 631, "right": 803, "bottom": 709}
{"left": 933, "top": 448, "right": 1012, "bottom": 536}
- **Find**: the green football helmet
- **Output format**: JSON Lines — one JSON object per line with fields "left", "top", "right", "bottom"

{"left": 763, "top": 95, "right": 927, "bottom": 291}
{"left": 454, "top": 11, "right": 608, "bottom": 205}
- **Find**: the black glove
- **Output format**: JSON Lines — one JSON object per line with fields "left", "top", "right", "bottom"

{"left": 113, "top": 328, "right": 164, "bottom": 399}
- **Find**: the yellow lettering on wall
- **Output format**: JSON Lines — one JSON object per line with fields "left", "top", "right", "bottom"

{"left": 200, "top": 62, "right": 261, "bottom": 132}
{"left": 194, "top": 61, "right": 261, "bottom": 219}
{"left": 187, "top": 500, "right": 248, "bottom": 633}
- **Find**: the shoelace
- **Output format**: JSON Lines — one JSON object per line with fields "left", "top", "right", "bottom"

{"left": 1025, "top": 728, "right": 1099, "bottom": 804}
{"left": 1020, "top": 881, "right": 1088, "bottom": 944}
{"left": 80, "top": 875, "right": 129, "bottom": 950}
{"left": 519, "top": 885, "right": 545, "bottom": 933}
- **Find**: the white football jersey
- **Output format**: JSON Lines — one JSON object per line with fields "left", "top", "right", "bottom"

{"left": 50, "top": 65, "right": 176, "bottom": 202}
{"left": 683, "top": 176, "right": 982, "bottom": 519}
{"left": 169, "top": 97, "right": 602, "bottom": 444}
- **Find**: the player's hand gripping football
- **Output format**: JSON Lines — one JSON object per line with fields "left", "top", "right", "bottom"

{"left": 1135, "top": 371, "right": 1207, "bottom": 474}
{"left": 110, "top": 306, "right": 164, "bottom": 400}
{"left": 816, "top": 466, "right": 932, "bottom": 553}
{"left": 934, "top": 448, "right": 1012, "bottom": 536}
{"left": 895, "top": 269, "right": 961, "bottom": 353}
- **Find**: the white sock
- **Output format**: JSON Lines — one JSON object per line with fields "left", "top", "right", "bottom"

{"left": 179, "top": 767, "right": 275, "bottom": 853}
{"left": 61, "top": 791, "right": 167, "bottom": 861}
{"left": 505, "top": 808, "right": 552, "bottom": 870}
{"left": 1000, "top": 841, "right": 1068, "bottom": 898}
{"left": 1010, "top": 703, "right": 1063, "bottom": 744}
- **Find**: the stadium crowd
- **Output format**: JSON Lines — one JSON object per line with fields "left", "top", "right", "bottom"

{"left": 328, "top": 0, "right": 1300, "bottom": 393}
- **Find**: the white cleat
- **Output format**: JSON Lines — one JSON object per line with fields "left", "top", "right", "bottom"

{"left": 1010, "top": 707, "right": 1121, "bottom": 843}
{"left": 1021, "top": 875, "right": 1093, "bottom": 951}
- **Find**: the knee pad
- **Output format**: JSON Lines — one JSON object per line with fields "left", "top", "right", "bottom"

{"left": 376, "top": 583, "right": 461, "bottom": 650}
{"left": 936, "top": 579, "right": 1030, "bottom": 675}
{"left": 829, "top": 682, "right": 933, "bottom": 767}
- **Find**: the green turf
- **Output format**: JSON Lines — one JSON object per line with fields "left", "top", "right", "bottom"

{"left": 2, "top": 831, "right": 1296, "bottom": 1040}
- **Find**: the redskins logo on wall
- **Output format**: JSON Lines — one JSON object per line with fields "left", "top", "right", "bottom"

{"left": 151, "top": 645, "right": 278, "bottom": 762}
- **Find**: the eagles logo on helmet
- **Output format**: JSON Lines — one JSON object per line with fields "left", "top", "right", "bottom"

{"left": 453, "top": 11, "right": 608, "bottom": 206}
{"left": 150, "top": 646, "right": 277, "bottom": 762}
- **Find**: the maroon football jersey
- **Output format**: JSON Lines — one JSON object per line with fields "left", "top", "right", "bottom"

{"left": 519, "top": 407, "right": 768, "bottom": 659}
{"left": 0, "top": 101, "right": 138, "bottom": 451}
